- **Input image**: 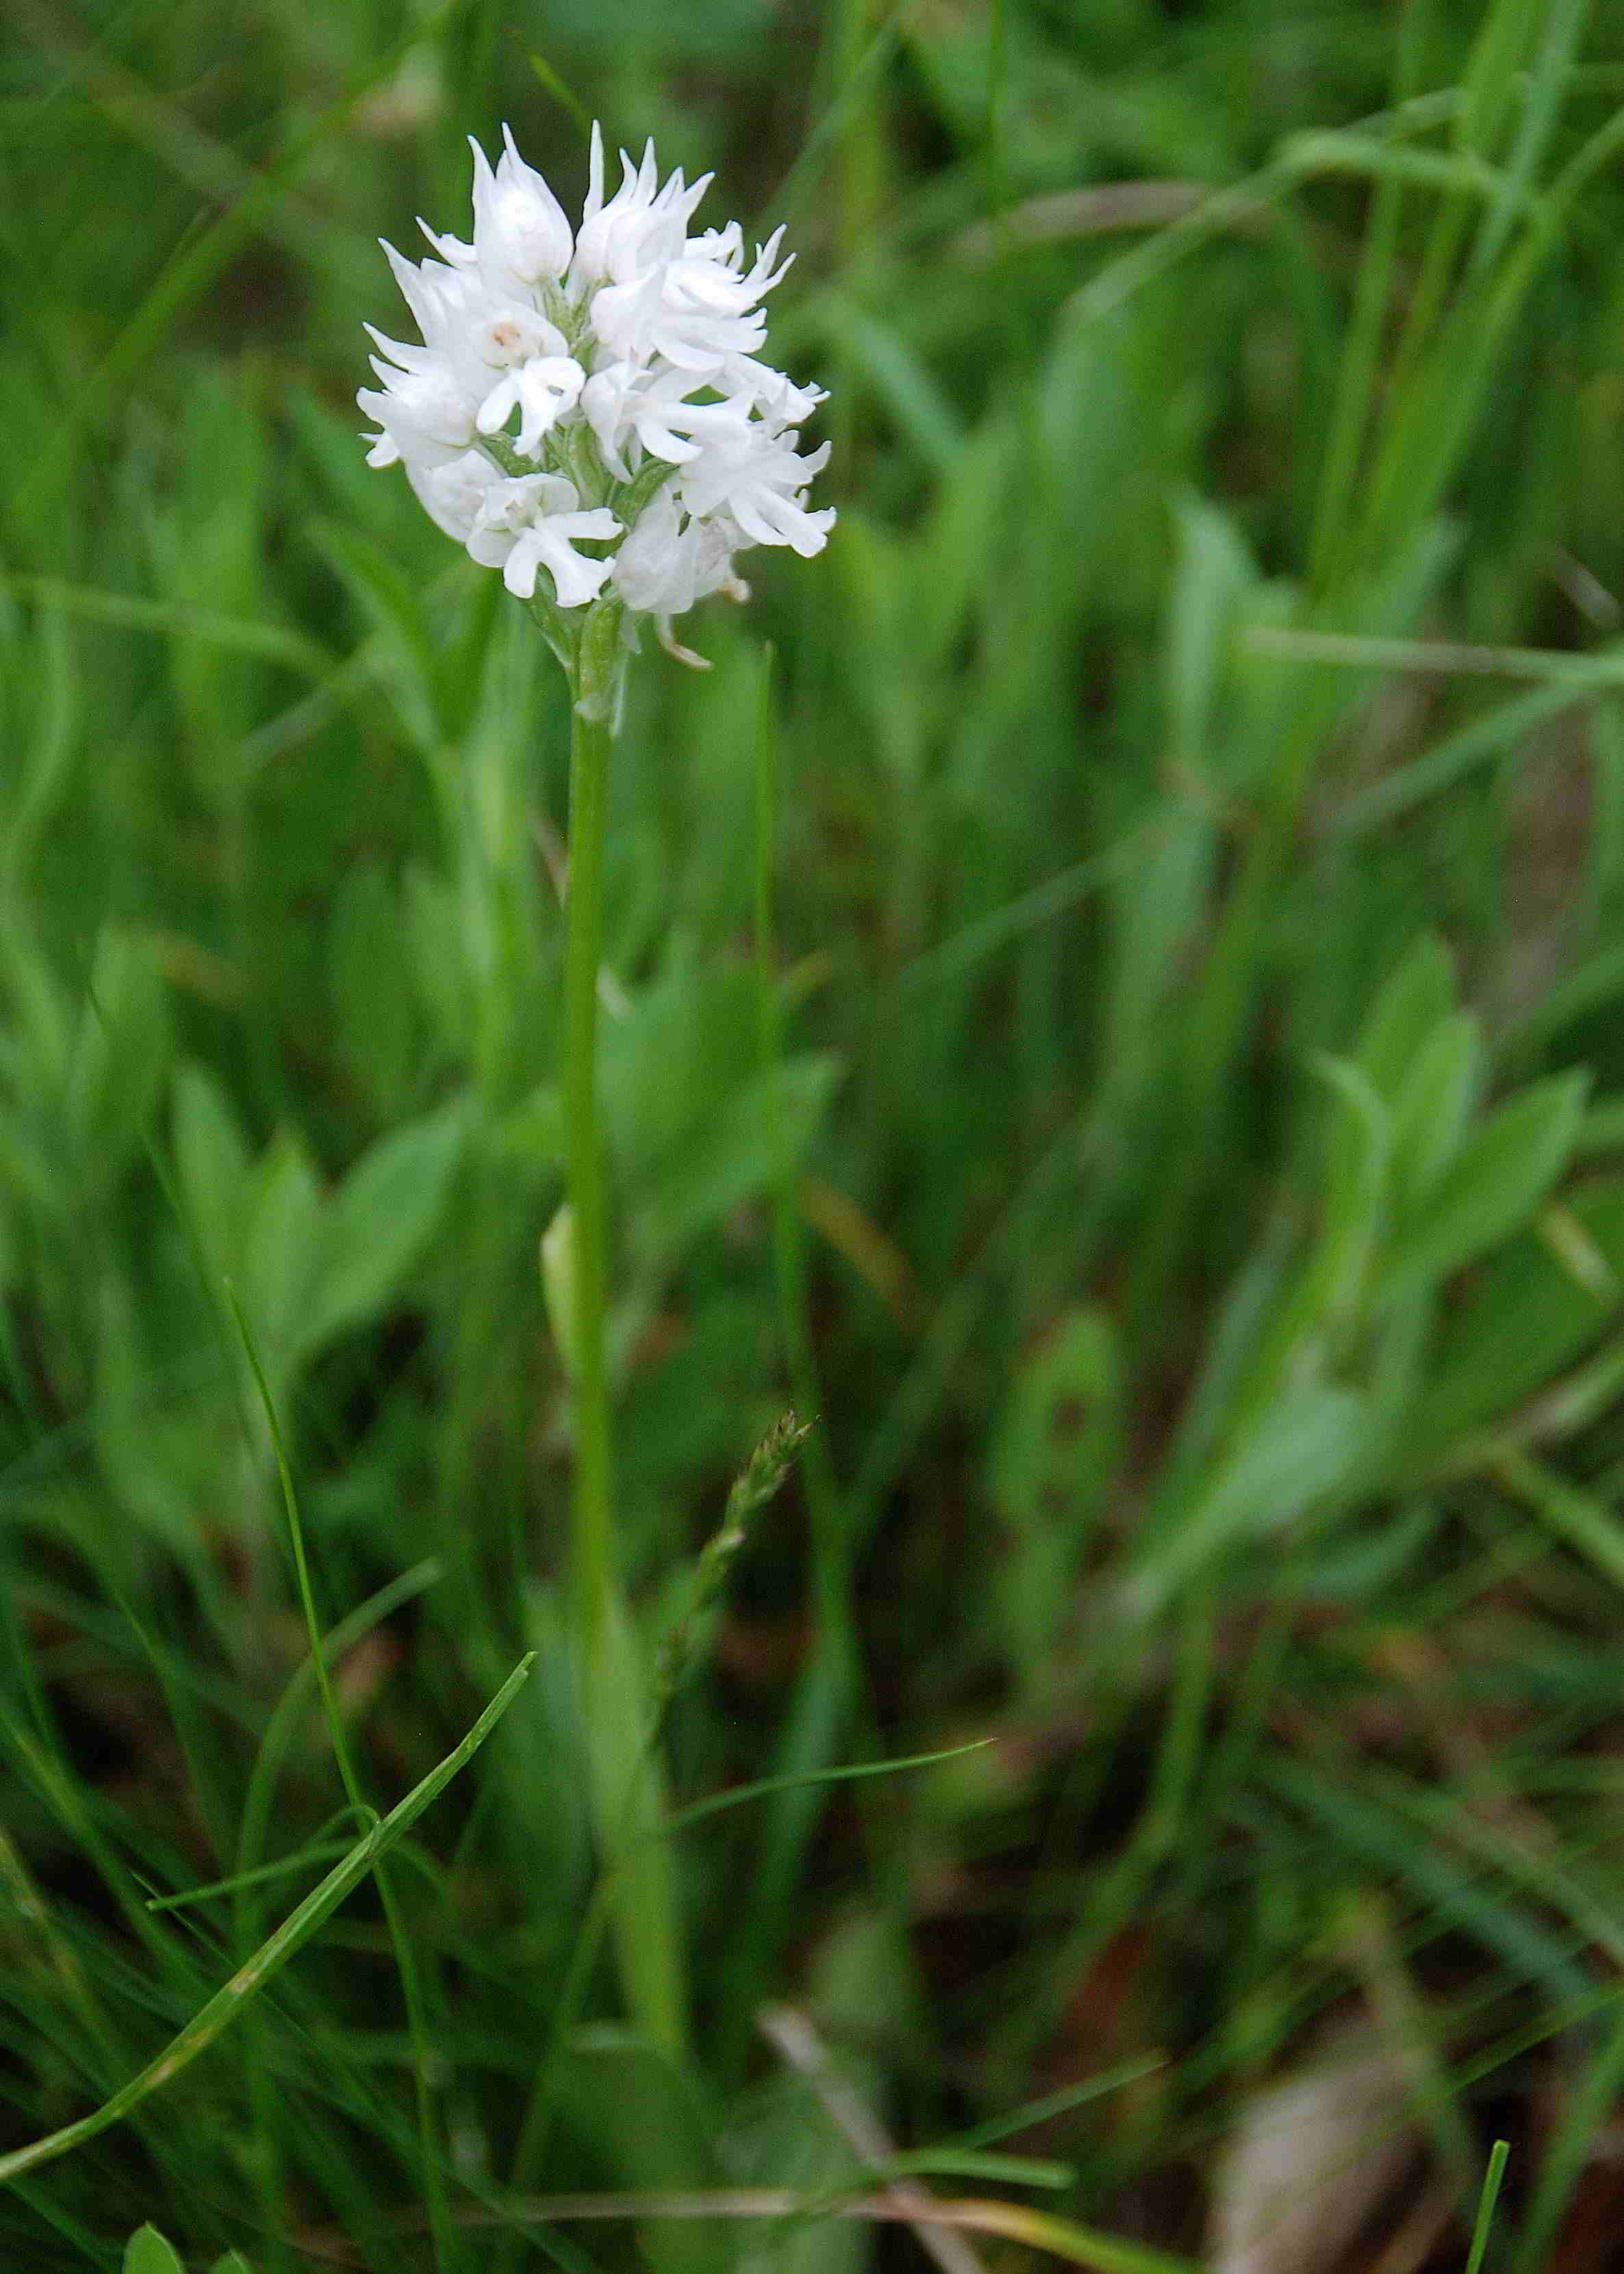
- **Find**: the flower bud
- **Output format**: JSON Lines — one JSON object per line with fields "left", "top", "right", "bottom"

{"left": 470, "top": 125, "right": 574, "bottom": 290}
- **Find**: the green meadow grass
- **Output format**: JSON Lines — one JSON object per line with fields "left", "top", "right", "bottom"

{"left": 7, "top": 1, "right": 1624, "bottom": 2266}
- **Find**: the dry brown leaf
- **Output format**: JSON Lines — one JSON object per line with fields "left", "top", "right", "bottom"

{"left": 1208, "top": 2032, "right": 1423, "bottom": 2274}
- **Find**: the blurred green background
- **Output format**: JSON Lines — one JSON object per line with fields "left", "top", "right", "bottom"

{"left": 8, "top": 0, "right": 1624, "bottom": 2267}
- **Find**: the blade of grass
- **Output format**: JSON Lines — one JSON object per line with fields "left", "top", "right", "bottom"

{"left": 721, "top": 641, "right": 863, "bottom": 2073}
{"left": 1307, "top": 0, "right": 1437, "bottom": 590}
{"left": 5, "top": 0, "right": 470, "bottom": 531}
{"left": 0, "top": 1652, "right": 533, "bottom": 2189}
{"left": 228, "top": 1289, "right": 456, "bottom": 2274}
{"left": 1467, "top": 2142, "right": 1511, "bottom": 2274}
{"left": 1469, "top": 0, "right": 1594, "bottom": 279}
{"left": 0, "top": 579, "right": 334, "bottom": 677}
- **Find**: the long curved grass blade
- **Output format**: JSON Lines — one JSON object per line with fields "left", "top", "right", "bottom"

{"left": 0, "top": 1654, "right": 533, "bottom": 2190}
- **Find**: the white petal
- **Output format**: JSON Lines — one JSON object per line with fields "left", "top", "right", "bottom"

{"left": 501, "top": 528, "right": 543, "bottom": 598}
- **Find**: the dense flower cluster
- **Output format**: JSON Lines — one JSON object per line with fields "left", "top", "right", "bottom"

{"left": 359, "top": 125, "right": 834, "bottom": 646}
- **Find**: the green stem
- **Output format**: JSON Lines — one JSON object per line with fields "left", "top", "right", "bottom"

{"left": 563, "top": 666, "right": 615, "bottom": 1650}
{"left": 560, "top": 603, "right": 687, "bottom": 2061}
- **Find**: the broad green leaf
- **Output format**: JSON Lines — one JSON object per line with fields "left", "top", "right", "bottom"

{"left": 1389, "top": 1009, "right": 1482, "bottom": 1206}
{"left": 171, "top": 1063, "right": 251, "bottom": 1280}
{"left": 1153, "top": 1229, "right": 1299, "bottom": 1507}
{"left": 1308, "top": 1051, "right": 1391, "bottom": 1322}
{"left": 242, "top": 1131, "right": 323, "bottom": 1359}
{"left": 988, "top": 1308, "right": 1122, "bottom": 1687}
{"left": 297, "top": 1096, "right": 468, "bottom": 1357}
{"left": 1100, "top": 813, "right": 1215, "bottom": 1096}
{"left": 329, "top": 861, "right": 418, "bottom": 1115}
{"left": 1134, "top": 1384, "right": 1369, "bottom": 1608}
{"left": 1357, "top": 933, "right": 1457, "bottom": 1101}
{"left": 403, "top": 864, "right": 470, "bottom": 1056}
{"left": 308, "top": 516, "right": 442, "bottom": 753}
{"left": 1394, "top": 1176, "right": 1624, "bottom": 1471}
{"left": 1384, "top": 1070, "right": 1588, "bottom": 1298}
{"left": 1297, "top": 1498, "right": 1438, "bottom": 1597}
{"left": 602, "top": 959, "right": 839, "bottom": 1261}
{"left": 635, "top": 1054, "right": 839, "bottom": 1263}
{"left": 917, "top": 420, "right": 1020, "bottom": 676}
{"left": 1165, "top": 493, "right": 1258, "bottom": 770}
{"left": 494, "top": 1080, "right": 563, "bottom": 1167}
{"left": 125, "top": 2230, "right": 185, "bottom": 2274}
{"left": 68, "top": 927, "right": 172, "bottom": 1181}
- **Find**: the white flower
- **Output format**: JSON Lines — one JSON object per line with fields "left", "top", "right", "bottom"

{"left": 369, "top": 247, "right": 585, "bottom": 460}
{"left": 358, "top": 357, "right": 477, "bottom": 467}
{"left": 359, "top": 121, "right": 834, "bottom": 626}
{"left": 585, "top": 205, "right": 791, "bottom": 374}
{"left": 466, "top": 473, "right": 621, "bottom": 605}
{"left": 474, "top": 348, "right": 585, "bottom": 458}
{"left": 723, "top": 359, "right": 828, "bottom": 425}
{"left": 611, "top": 486, "right": 743, "bottom": 616}
{"left": 405, "top": 448, "right": 503, "bottom": 540}
{"left": 677, "top": 419, "right": 835, "bottom": 557}
{"left": 581, "top": 362, "right": 749, "bottom": 478}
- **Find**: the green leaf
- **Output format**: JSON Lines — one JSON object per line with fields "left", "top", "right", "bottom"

{"left": 540, "top": 1200, "right": 577, "bottom": 1378}
{"left": 1394, "top": 1176, "right": 1624, "bottom": 1471}
{"left": 0, "top": 1659, "right": 533, "bottom": 2191}
{"left": 989, "top": 1308, "right": 1122, "bottom": 1684}
{"left": 603, "top": 962, "right": 839, "bottom": 1262}
{"left": 493, "top": 1080, "right": 563, "bottom": 1167}
{"left": 1308, "top": 1051, "right": 1391, "bottom": 1322}
{"left": 1298, "top": 1497, "right": 1438, "bottom": 1597}
{"left": 330, "top": 862, "right": 418, "bottom": 1115}
{"left": 210, "top": 2254, "right": 257, "bottom": 2273}
{"left": 1455, "top": 0, "right": 1544, "bottom": 160}
{"left": 1384, "top": 1070, "right": 1589, "bottom": 1298}
{"left": 68, "top": 927, "right": 173, "bottom": 1182}
{"left": 989, "top": 1308, "right": 1122, "bottom": 1529}
{"left": 296, "top": 1096, "right": 468, "bottom": 1358}
{"left": 242, "top": 1130, "right": 323, "bottom": 1361}
{"left": 637, "top": 1054, "right": 839, "bottom": 1263}
{"left": 171, "top": 1062, "right": 251, "bottom": 1279}
{"left": 1133, "top": 1384, "right": 1369, "bottom": 1608}
{"left": 403, "top": 864, "right": 470, "bottom": 1056}
{"left": 1100, "top": 813, "right": 1215, "bottom": 1094}
{"left": 1388, "top": 1010, "right": 1482, "bottom": 1206}
{"left": 822, "top": 299, "right": 963, "bottom": 474}
{"left": 125, "top": 2230, "right": 186, "bottom": 2274}
{"left": 917, "top": 420, "right": 1020, "bottom": 676}
{"left": 1357, "top": 933, "right": 1457, "bottom": 1101}
{"left": 1165, "top": 493, "right": 1258, "bottom": 771}
{"left": 308, "top": 516, "right": 443, "bottom": 752}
